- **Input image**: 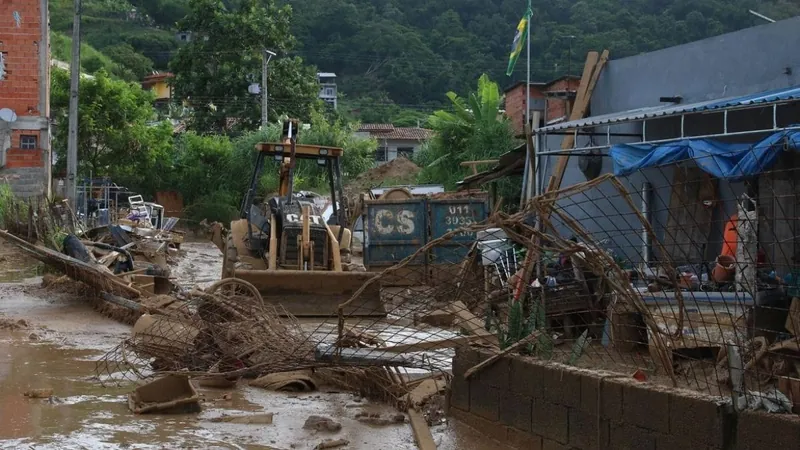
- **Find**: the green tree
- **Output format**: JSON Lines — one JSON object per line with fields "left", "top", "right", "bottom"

{"left": 50, "top": 69, "right": 173, "bottom": 184}
{"left": 416, "top": 74, "right": 518, "bottom": 191}
{"left": 169, "top": 0, "right": 320, "bottom": 134}
{"left": 103, "top": 43, "right": 156, "bottom": 79}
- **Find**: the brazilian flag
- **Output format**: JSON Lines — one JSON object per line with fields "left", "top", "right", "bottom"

{"left": 506, "top": 1, "right": 532, "bottom": 76}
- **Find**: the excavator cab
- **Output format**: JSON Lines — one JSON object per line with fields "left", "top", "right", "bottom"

{"left": 218, "top": 119, "right": 385, "bottom": 317}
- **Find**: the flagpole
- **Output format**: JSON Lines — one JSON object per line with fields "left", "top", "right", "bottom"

{"left": 524, "top": 6, "right": 532, "bottom": 204}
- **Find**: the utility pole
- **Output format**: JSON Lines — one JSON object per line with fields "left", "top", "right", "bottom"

{"left": 66, "top": 0, "right": 81, "bottom": 209}
{"left": 261, "top": 49, "right": 275, "bottom": 128}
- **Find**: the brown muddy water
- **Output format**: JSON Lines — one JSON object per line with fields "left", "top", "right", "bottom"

{"left": 0, "top": 241, "right": 510, "bottom": 449}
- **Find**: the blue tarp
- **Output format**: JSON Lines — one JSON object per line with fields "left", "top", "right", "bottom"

{"left": 610, "top": 129, "right": 800, "bottom": 181}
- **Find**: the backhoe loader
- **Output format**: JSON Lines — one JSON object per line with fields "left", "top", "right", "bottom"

{"left": 209, "top": 119, "right": 385, "bottom": 317}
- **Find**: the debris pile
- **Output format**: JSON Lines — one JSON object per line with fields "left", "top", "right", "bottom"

{"left": 96, "top": 278, "right": 318, "bottom": 382}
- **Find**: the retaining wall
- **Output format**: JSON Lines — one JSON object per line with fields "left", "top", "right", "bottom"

{"left": 449, "top": 347, "right": 800, "bottom": 449}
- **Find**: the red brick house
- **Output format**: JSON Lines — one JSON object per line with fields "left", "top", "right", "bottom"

{"left": 0, "top": 0, "right": 51, "bottom": 197}
{"left": 504, "top": 76, "right": 580, "bottom": 134}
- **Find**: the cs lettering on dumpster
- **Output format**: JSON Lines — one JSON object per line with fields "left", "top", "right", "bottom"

{"left": 374, "top": 209, "right": 416, "bottom": 235}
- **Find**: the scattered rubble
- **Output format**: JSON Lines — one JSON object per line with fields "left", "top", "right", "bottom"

{"left": 24, "top": 388, "right": 54, "bottom": 398}
{"left": 314, "top": 439, "right": 349, "bottom": 450}
{"left": 303, "top": 415, "right": 342, "bottom": 432}
{"left": 0, "top": 317, "right": 29, "bottom": 330}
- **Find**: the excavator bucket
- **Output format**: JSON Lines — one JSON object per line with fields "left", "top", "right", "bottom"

{"left": 232, "top": 269, "right": 385, "bottom": 317}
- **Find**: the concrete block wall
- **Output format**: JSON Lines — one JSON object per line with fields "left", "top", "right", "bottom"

{"left": 1, "top": 167, "right": 47, "bottom": 197}
{"left": 449, "top": 347, "right": 800, "bottom": 449}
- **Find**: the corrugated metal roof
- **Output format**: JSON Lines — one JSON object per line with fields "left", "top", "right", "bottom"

{"left": 538, "top": 85, "right": 800, "bottom": 133}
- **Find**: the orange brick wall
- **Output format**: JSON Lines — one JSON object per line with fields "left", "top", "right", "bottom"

{"left": 0, "top": 0, "right": 43, "bottom": 117}
{"left": 0, "top": 0, "right": 46, "bottom": 172}
{"left": 6, "top": 130, "right": 42, "bottom": 168}
{"left": 505, "top": 79, "right": 579, "bottom": 133}
{"left": 544, "top": 78, "right": 580, "bottom": 122}
{"left": 505, "top": 84, "right": 546, "bottom": 134}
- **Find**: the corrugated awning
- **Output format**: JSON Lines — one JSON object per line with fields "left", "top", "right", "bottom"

{"left": 538, "top": 85, "right": 800, "bottom": 133}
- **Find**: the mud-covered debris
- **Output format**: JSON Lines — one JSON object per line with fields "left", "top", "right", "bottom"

{"left": 128, "top": 375, "right": 201, "bottom": 414}
{"left": 303, "top": 415, "right": 342, "bottom": 432}
{"left": 355, "top": 412, "right": 404, "bottom": 426}
{"left": 24, "top": 388, "right": 54, "bottom": 398}
{"left": 211, "top": 413, "right": 274, "bottom": 424}
{"left": 250, "top": 371, "right": 317, "bottom": 392}
{"left": 0, "top": 318, "right": 29, "bottom": 330}
{"left": 314, "top": 439, "right": 349, "bottom": 450}
{"left": 28, "top": 333, "right": 39, "bottom": 341}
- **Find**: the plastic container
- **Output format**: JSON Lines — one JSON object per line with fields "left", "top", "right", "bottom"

{"left": 477, "top": 228, "right": 512, "bottom": 266}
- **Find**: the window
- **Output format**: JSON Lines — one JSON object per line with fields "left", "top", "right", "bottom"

{"left": 375, "top": 147, "right": 388, "bottom": 162}
{"left": 397, "top": 147, "right": 414, "bottom": 159}
{"left": 324, "top": 87, "right": 335, "bottom": 97}
{"left": 20, "top": 135, "right": 37, "bottom": 150}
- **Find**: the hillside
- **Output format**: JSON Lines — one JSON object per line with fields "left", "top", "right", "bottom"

{"left": 49, "top": 0, "right": 183, "bottom": 80}
{"left": 49, "top": 0, "right": 800, "bottom": 119}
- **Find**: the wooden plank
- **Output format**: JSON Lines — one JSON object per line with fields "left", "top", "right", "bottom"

{"left": 380, "top": 335, "right": 483, "bottom": 354}
{"left": 464, "top": 331, "right": 542, "bottom": 379}
{"left": 546, "top": 51, "right": 602, "bottom": 193}
{"left": 404, "top": 376, "right": 446, "bottom": 407}
{"left": 446, "top": 300, "right": 499, "bottom": 347}
{"left": 408, "top": 408, "right": 437, "bottom": 450}
{"left": 324, "top": 223, "right": 343, "bottom": 271}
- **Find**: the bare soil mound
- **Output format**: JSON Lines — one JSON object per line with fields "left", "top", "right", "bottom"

{"left": 345, "top": 158, "right": 421, "bottom": 197}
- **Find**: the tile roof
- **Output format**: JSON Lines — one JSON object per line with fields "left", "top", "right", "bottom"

{"left": 358, "top": 123, "right": 395, "bottom": 132}
{"left": 358, "top": 124, "right": 434, "bottom": 141}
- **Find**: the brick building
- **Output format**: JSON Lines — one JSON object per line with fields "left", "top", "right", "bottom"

{"left": 504, "top": 75, "right": 580, "bottom": 133}
{"left": 0, "top": 0, "right": 51, "bottom": 197}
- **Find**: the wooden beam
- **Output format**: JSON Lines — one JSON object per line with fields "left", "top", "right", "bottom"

{"left": 547, "top": 50, "right": 609, "bottom": 194}
{"left": 379, "top": 335, "right": 483, "bottom": 353}
{"left": 408, "top": 408, "right": 437, "bottom": 450}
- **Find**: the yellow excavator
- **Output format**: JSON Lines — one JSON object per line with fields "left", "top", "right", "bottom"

{"left": 209, "top": 119, "right": 384, "bottom": 317}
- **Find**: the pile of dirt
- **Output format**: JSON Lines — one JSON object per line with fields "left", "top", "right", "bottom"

{"left": 344, "top": 158, "right": 421, "bottom": 197}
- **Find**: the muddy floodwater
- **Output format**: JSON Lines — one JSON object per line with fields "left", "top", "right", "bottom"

{"left": 0, "top": 241, "right": 509, "bottom": 449}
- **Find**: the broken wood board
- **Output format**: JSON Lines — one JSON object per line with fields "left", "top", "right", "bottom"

{"left": 446, "top": 301, "right": 499, "bottom": 347}
{"left": 403, "top": 376, "right": 446, "bottom": 408}
{"left": 210, "top": 413, "right": 274, "bottom": 424}
{"left": 0, "top": 229, "right": 145, "bottom": 299}
{"left": 464, "top": 331, "right": 542, "bottom": 379}
{"left": 380, "top": 335, "right": 484, "bottom": 354}
{"left": 408, "top": 407, "right": 437, "bottom": 450}
{"left": 661, "top": 166, "right": 717, "bottom": 264}
{"left": 647, "top": 302, "right": 742, "bottom": 371}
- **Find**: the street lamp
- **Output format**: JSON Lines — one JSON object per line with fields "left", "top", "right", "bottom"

{"left": 262, "top": 49, "right": 276, "bottom": 128}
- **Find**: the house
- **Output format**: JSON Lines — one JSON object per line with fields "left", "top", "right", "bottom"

{"left": 142, "top": 72, "right": 174, "bottom": 107}
{"left": 532, "top": 15, "right": 800, "bottom": 267}
{"left": 0, "top": 0, "right": 51, "bottom": 197}
{"left": 355, "top": 124, "right": 434, "bottom": 164}
{"left": 318, "top": 72, "right": 337, "bottom": 110}
{"left": 503, "top": 75, "right": 580, "bottom": 133}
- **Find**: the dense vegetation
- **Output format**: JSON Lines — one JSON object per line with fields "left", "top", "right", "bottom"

{"left": 44, "top": 0, "right": 799, "bottom": 220}
{"left": 49, "top": 0, "right": 800, "bottom": 123}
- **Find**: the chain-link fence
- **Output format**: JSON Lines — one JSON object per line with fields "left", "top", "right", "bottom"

{"left": 94, "top": 149, "right": 800, "bottom": 414}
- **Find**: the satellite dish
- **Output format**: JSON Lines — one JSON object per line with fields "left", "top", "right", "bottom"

{"left": 0, "top": 109, "right": 16, "bottom": 123}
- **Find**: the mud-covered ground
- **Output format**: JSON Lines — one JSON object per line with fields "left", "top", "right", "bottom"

{"left": 0, "top": 241, "right": 509, "bottom": 450}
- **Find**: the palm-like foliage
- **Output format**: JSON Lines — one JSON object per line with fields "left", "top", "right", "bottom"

{"left": 416, "top": 74, "right": 518, "bottom": 192}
